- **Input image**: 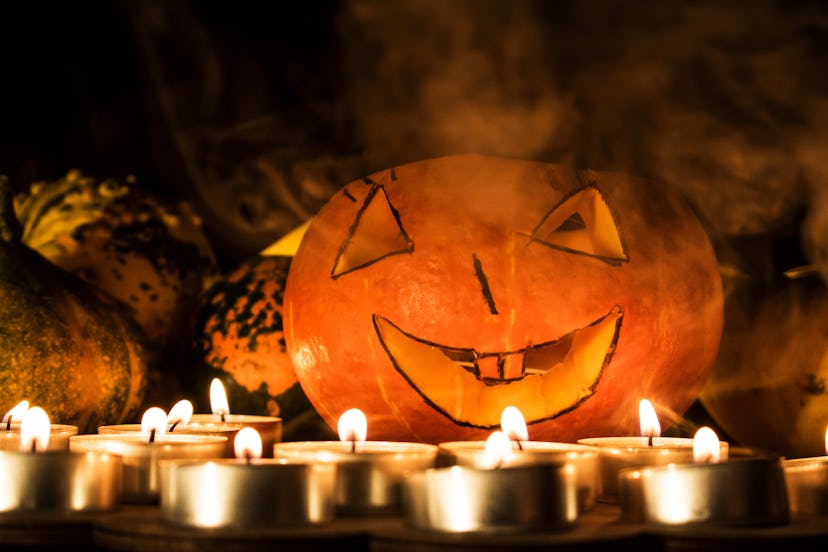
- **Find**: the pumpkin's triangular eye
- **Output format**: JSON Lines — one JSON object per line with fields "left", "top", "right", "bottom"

{"left": 532, "top": 186, "right": 628, "bottom": 264}
{"left": 331, "top": 185, "right": 414, "bottom": 278}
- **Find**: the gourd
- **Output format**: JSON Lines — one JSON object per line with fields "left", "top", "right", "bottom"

{"left": 283, "top": 154, "right": 724, "bottom": 443}
{"left": 0, "top": 175, "right": 150, "bottom": 433}
{"left": 193, "top": 252, "right": 334, "bottom": 441}
{"left": 13, "top": 170, "right": 218, "bottom": 350}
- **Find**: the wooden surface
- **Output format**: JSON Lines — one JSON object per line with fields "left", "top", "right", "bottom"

{"left": 1, "top": 503, "right": 827, "bottom": 551}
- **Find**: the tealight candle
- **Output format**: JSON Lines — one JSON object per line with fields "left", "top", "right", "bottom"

{"left": 273, "top": 408, "right": 438, "bottom": 515}
{"left": 70, "top": 407, "right": 227, "bottom": 504}
{"left": 438, "top": 406, "right": 598, "bottom": 512}
{"left": 578, "top": 399, "right": 729, "bottom": 502}
{"left": 1, "top": 401, "right": 78, "bottom": 451}
{"left": 783, "top": 426, "right": 828, "bottom": 517}
{"left": 184, "top": 379, "right": 283, "bottom": 457}
{"left": 161, "top": 427, "right": 336, "bottom": 528}
{"left": 0, "top": 406, "right": 120, "bottom": 512}
{"left": 618, "top": 426, "right": 790, "bottom": 526}
{"left": 402, "top": 431, "right": 578, "bottom": 533}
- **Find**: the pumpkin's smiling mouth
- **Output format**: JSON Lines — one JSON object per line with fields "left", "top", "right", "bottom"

{"left": 373, "top": 306, "right": 623, "bottom": 428}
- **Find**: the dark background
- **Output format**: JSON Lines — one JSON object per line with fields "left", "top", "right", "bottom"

{"left": 1, "top": 0, "right": 827, "bottom": 445}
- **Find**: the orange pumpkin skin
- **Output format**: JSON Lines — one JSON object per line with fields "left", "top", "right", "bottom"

{"left": 284, "top": 154, "right": 723, "bottom": 443}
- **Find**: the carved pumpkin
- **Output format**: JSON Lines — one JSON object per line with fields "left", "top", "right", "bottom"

{"left": 284, "top": 154, "right": 723, "bottom": 443}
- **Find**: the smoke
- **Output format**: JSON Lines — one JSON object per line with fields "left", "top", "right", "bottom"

{"left": 337, "top": 0, "right": 828, "bottom": 247}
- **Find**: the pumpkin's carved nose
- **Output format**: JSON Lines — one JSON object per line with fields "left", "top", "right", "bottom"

{"left": 472, "top": 253, "right": 498, "bottom": 315}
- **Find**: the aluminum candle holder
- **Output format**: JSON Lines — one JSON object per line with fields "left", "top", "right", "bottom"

{"left": 618, "top": 453, "right": 790, "bottom": 526}
{"left": 0, "top": 449, "right": 120, "bottom": 512}
{"left": 69, "top": 434, "right": 227, "bottom": 504}
{"left": 273, "top": 441, "right": 438, "bottom": 515}
{"left": 160, "top": 458, "right": 337, "bottom": 529}
{"left": 578, "top": 436, "right": 730, "bottom": 503}
{"left": 0, "top": 423, "right": 78, "bottom": 451}
{"left": 402, "top": 462, "right": 578, "bottom": 534}
{"left": 783, "top": 456, "right": 828, "bottom": 517}
{"left": 437, "top": 440, "right": 598, "bottom": 513}
{"left": 185, "top": 414, "right": 283, "bottom": 458}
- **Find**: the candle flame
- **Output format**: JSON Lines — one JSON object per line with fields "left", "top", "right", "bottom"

{"left": 638, "top": 399, "right": 661, "bottom": 440}
{"left": 482, "top": 430, "right": 513, "bottom": 469}
{"left": 2, "top": 400, "right": 29, "bottom": 425}
{"left": 692, "top": 426, "right": 721, "bottom": 463}
{"left": 234, "top": 427, "right": 263, "bottom": 460}
{"left": 141, "top": 407, "right": 168, "bottom": 442}
{"left": 500, "top": 406, "right": 528, "bottom": 445}
{"left": 19, "top": 406, "right": 50, "bottom": 452}
{"left": 210, "top": 378, "right": 230, "bottom": 418}
{"left": 167, "top": 399, "right": 194, "bottom": 429}
{"left": 337, "top": 408, "right": 368, "bottom": 443}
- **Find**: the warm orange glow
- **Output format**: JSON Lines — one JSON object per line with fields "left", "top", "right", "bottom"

{"left": 19, "top": 406, "right": 50, "bottom": 452}
{"left": 2, "top": 400, "right": 29, "bottom": 424}
{"left": 210, "top": 378, "right": 230, "bottom": 417}
{"left": 337, "top": 408, "right": 368, "bottom": 442}
{"left": 824, "top": 427, "right": 828, "bottom": 456}
{"left": 167, "top": 399, "right": 194, "bottom": 427}
{"left": 500, "top": 406, "right": 528, "bottom": 443}
{"left": 140, "top": 407, "right": 168, "bottom": 442}
{"left": 692, "top": 426, "right": 721, "bottom": 463}
{"left": 638, "top": 399, "right": 661, "bottom": 438}
{"left": 234, "top": 427, "right": 263, "bottom": 460}
{"left": 482, "top": 430, "right": 513, "bottom": 468}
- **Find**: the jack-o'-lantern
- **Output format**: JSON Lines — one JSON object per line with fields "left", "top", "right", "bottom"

{"left": 284, "top": 154, "right": 723, "bottom": 443}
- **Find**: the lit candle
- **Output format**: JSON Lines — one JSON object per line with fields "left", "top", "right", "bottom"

{"left": 273, "top": 407, "right": 438, "bottom": 515}
{"left": 577, "top": 399, "right": 729, "bottom": 503}
{"left": 70, "top": 407, "right": 227, "bottom": 504}
{"left": 0, "top": 400, "right": 78, "bottom": 451}
{"left": 185, "top": 379, "right": 283, "bottom": 458}
{"left": 402, "top": 430, "right": 578, "bottom": 533}
{"left": 438, "top": 406, "right": 599, "bottom": 512}
{"left": 783, "top": 426, "right": 828, "bottom": 517}
{"left": 99, "top": 398, "right": 242, "bottom": 458}
{"left": 160, "top": 427, "right": 336, "bottom": 528}
{"left": 0, "top": 406, "right": 120, "bottom": 512}
{"left": 618, "top": 426, "right": 789, "bottom": 526}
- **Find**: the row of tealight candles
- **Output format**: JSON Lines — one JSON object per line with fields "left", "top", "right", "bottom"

{"left": 2, "top": 388, "right": 828, "bottom": 534}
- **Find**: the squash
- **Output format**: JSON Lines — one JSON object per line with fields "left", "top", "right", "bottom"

{"left": 193, "top": 253, "right": 334, "bottom": 441}
{"left": 13, "top": 170, "right": 218, "bottom": 350}
{"left": 283, "top": 154, "right": 723, "bottom": 443}
{"left": 700, "top": 275, "right": 828, "bottom": 458}
{"left": 0, "top": 175, "right": 150, "bottom": 433}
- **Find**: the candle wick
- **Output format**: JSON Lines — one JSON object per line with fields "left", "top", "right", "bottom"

{"left": 350, "top": 438, "right": 356, "bottom": 453}
{"left": 220, "top": 413, "right": 226, "bottom": 423}
{"left": 647, "top": 432, "right": 654, "bottom": 447}
{"left": 245, "top": 451, "right": 252, "bottom": 465}
{"left": 169, "top": 420, "right": 179, "bottom": 432}
{"left": 3, "top": 418, "right": 10, "bottom": 431}
{"left": 149, "top": 429, "right": 156, "bottom": 444}
{"left": 516, "top": 439, "right": 523, "bottom": 451}
{"left": 31, "top": 439, "right": 37, "bottom": 453}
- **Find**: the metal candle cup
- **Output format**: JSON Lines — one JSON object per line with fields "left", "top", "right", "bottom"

{"left": 437, "top": 440, "right": 598, "bottom": 513}
{"left": 69, "top": 434, "right": 227, "bottom": 504}
{"left": 0, "top": 449, "right": 120, "bottom": 512}
{"left": 783, "top": 456, "right": 828, "bottom": 517}
{"left": 273, "top": 441, "right": 438, "bottom": 515}
{"left": 160, "top": 458, "right": 336, "bottom": 528}
{"left": 185, "top": 414, "right": 283, "bottom": 458}
{"left": 0, "top": 423, "right": 78, "bottom": 451}
{"left": 578, "top": 436, "right": 730, "bottom": 503}
{"left": 402, "top": 462, "right": 578, "bottom": 534}
{"left": 618, "top": 452, "right": 790, "bottom": 526}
